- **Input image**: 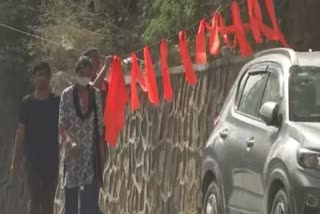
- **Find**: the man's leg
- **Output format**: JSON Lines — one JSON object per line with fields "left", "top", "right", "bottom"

{"left": 42, "top": 170, "right": 58, "bottom": 214}
{"left": 64, "top": 186, "right": 79, "bottom": 214}
{"left": 26, "top": 166, "right": 43, "bottom": 214}
{"left": 79, "top": 180, "right": 101, "bottom": 214}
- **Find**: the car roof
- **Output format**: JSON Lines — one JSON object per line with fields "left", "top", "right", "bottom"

{"left": 295, "top": 52, "right": 320, "bottom": 67}
{"left": 254, "top": 48, "right": 320, "bottom": 67}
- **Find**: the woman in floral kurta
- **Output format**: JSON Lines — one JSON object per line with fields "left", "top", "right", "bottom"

{"left": 59, "top": 56, "right": 104, "bottom": 214}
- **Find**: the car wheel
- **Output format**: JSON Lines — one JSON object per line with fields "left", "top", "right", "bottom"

{"left": 203, "top": 181, "right": 223, "bottom": 214}
{"left": 270, "top": 189, "right": 290, "bottom": 214}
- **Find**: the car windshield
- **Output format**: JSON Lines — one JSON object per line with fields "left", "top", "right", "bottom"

{"left": 289, "top": 66, "right": 320, "bottom": 122}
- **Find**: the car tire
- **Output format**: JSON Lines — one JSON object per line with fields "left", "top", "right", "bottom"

{"left": 202, "top": 181, "right": 223, "bottom": 214}
{"left": 270, "top": 188, "right": 291, "bottom": 214}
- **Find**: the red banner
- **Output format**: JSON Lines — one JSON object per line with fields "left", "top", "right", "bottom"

{"left": 130, "top": 53, "right": 147, "bottom": 110}
{"left": 179, "top": 31, "right": 198, "bottom": 85}
{"left": 144, "top": 46, "right": 160, "bottom": 105}
{"left": 104, "top": 56, "right": 129, "bottom": 146}
{"left": 160, "top": 40, "right": 174, "bottom": 101}
{"left": 196, "top": 19, "right": 207, "bottom": 64}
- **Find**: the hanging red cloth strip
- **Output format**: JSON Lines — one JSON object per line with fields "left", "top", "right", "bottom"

{"left": 249, "top": 0, "right": 275, "bottom": 40}
{"left": 160, "top": 39, "right": 174, "bottom": 101}
{"left": 104, "top": 56, "right": 129, "bottom": 147}
{"left": 208, "top": 13, "right": 220, "bottom": 56}
{"left": 264, "top": 0, "right": 288, "bottom": 47}
{"left": 247, "top": 0, "right": 288, "bottom": 47}
{"left": 179, "top": 31, "right": 198, "bottom": 85}
{"left": 217, "top": 13, "right": 237, "bottom": 48}
{"left": 246, "top": 0, "right": 263, "bottom": 43}
{"left": 130, "top": 53, "right": 147, "bottom": 110}
{"left": 195, "top": 19, "right": 207, "bottom": 64}
{"left": 143, "top": 46, "right": 160, "bottom": 105}
{"left": 231, "top": 1, "right": 253, "bottom": 56}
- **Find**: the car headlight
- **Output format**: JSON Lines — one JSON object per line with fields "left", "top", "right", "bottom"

{"left": 297, "top": 148, "right": 320, "bottom": 169}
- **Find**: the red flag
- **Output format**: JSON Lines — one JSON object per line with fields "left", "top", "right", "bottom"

{"left": 196, "top": 19, "right": 207, "bottom": 64}
{"left": 160, "top": 39, "right": 174, "bottom": 101}
{"left": 209, "top": 13, "right": 220, "bottom": 56}
{"left": 130, "top": 53, "right": 147, "bottom": 110}
{"left": 250, "top": 0, "right": 275, "bottom": 40}
{"left": 143, "top": 46, "right": 160, "bottom": 105}
{"left": 248, "top": 0, "right": 288, "bottom": 47}
{"left": 179, "top": 31, "right": 198, "bottom": 85}
{"left": 247, "top": 0, "right": 263, "bottom": 43}
{"left": 218, "top": 13, "right": 237, "bottom": 48}
{"left": 231, "top": 1, "right": 253, "bottom": 56}
{"left": 264, "top": 0, "right": 288, "bottom": 47}
{"left": 104, "top": 56, "right": 129, "bottom": 147}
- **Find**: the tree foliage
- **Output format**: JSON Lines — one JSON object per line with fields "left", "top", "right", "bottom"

{"left": 1, "top": 0, "right": 319, "bottom": 121}
{"left": 0, "top": 0, "right": 42, "bottom": 124}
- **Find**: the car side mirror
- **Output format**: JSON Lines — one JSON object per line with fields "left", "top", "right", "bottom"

{"left": 259, "top": 102, "right": 280, "bottom": 126}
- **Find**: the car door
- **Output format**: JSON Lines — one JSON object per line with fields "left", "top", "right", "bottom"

{"left": 233, "top": 63, "right": 283, "bottom": 214}
{"left": 224, "top": 63, "right": 270, "bottom": 214}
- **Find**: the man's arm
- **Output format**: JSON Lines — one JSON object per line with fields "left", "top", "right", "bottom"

{"left": 11, "top": 123, "right": 25, "bottom": 176}
{"left": 92, "top": 56, "right": 112, "bottom": 89}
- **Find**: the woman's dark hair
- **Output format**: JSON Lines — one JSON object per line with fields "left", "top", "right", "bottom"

{"left": 81, "top": 48, "right": 99, "bottom": 58}
{"left": 75, "top": 56, "right": 93, "bottom": 73}
{"left": 32, "top": 61, "right": 51, "bottom": 76}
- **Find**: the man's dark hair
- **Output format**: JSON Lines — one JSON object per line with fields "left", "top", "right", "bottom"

{"left": 32, "top": 61, "right": 51, "bottom": 77}
{"left": 75, "top": 56, "right": 93, "bottom": 73}
{"left": 81, "top": 48, "right": 99, "bottom": 58}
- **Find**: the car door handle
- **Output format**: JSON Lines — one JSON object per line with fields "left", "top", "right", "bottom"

{"left": 220, "top": 129, "right": 228, "bottom": 139}
{"left": 246, "top": 137, "right": 255, "bottom": 148}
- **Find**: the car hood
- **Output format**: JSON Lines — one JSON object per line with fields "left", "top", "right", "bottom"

{"left": 288, "top": 122, "right": 320, "bottom": 150}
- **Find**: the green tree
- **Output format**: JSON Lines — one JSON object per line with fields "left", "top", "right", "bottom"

{"left": 0, "top": 0, "right": 42, "bottom": 125}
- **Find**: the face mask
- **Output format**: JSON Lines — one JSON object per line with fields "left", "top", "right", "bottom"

{"left": 76, "top": 76, "right": 90, "bottom": 87}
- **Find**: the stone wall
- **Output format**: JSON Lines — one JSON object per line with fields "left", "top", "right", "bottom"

{"left": 97, "top": 58, "right": 246, "bottom": 214}
{"left": 0, "top": 57, "right": 247, "bottom": 214}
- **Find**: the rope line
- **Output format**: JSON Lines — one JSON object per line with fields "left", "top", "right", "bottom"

{"left": 0, "top": 7, "right": 220, "bottom": 60}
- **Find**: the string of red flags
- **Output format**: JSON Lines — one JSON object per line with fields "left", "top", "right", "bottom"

{"left": 104, "top": 0, "right": 289, "bottom": 146}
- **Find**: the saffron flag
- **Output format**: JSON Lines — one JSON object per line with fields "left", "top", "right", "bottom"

{"left": 143, "top": 46, "right": 160, "bottom": 105}
{"left": 209, "top": 13, "right": 220, "bottom": 56}
{"left": 231, "top": 1, "right": 253, "bottom": 56}
{"left": 160, "top": 39, "right": 174, "bottom": 101}
{"left": 264, "top": 0, "right": 288, "bottom": 47}
{"left": 196, "top": 19, "right": 207, "bottom": 64}
{"left": 130, "top": 53, "right": 147, "bottom": 110}
{"left": 179, "top": 31, "right": 198, "bottom": 85}
{"left": 104, "top": 56, "right": 129, "bottom": 146}
{"left": 247, "top": 0, "right": 263, "bottom": 43}
{"left": 217, "top": 13, "right": 237, "bottom": 48}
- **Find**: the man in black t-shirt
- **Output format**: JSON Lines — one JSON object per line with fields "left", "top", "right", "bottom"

{"left": 11, "top": 62, "right": 60, "bottom": 214}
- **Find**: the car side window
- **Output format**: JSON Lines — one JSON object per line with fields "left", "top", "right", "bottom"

{"left": 261, "top": 73, "right": 281, "bottom": 106}
{"left": 235, "top": 73, "right": 247, "bottom": 107}
{"left": 238, "top": 72, "right": 268, "bottom": 117}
